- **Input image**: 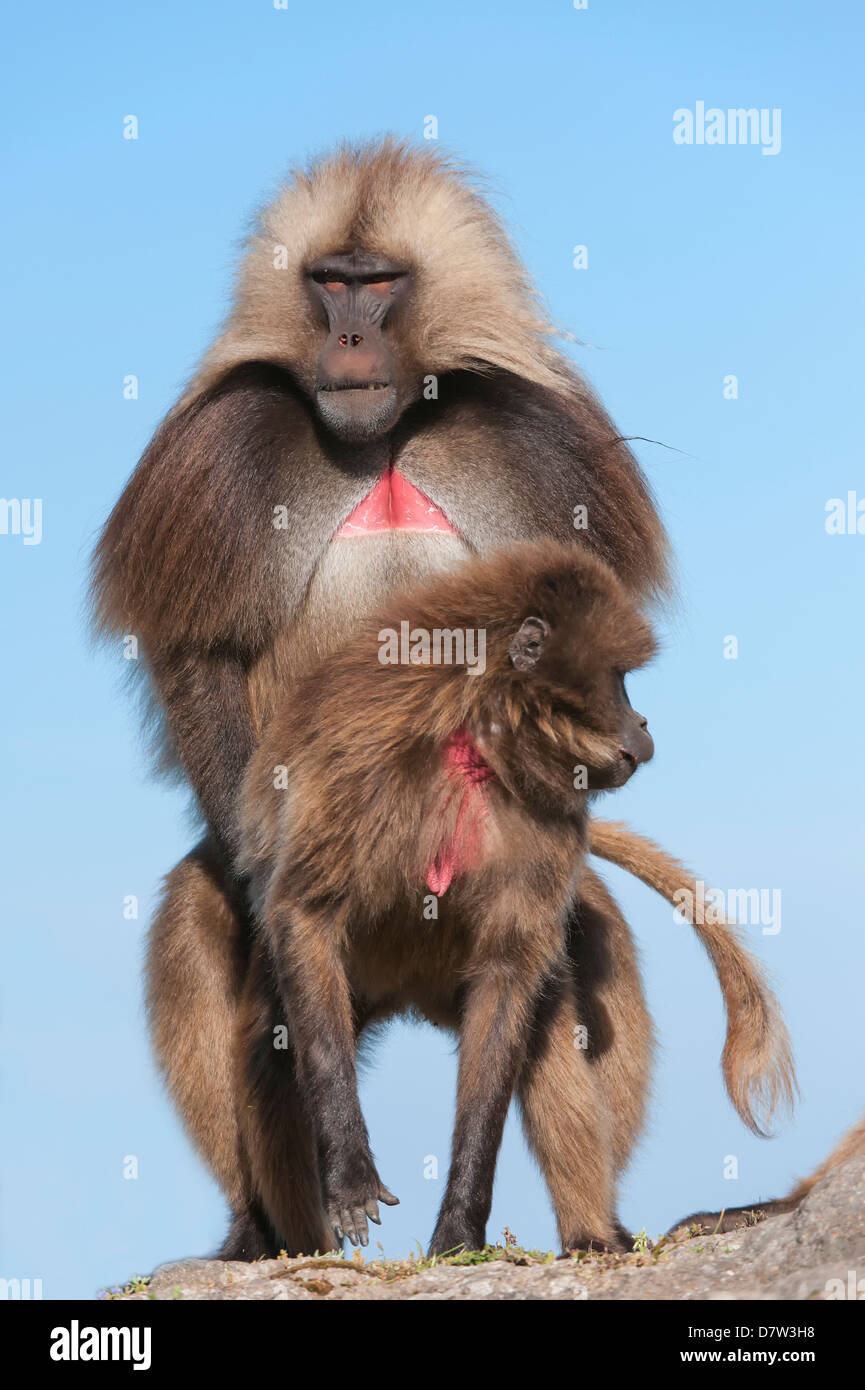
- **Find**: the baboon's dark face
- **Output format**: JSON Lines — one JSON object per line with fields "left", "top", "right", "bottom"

{"left": 579, "top": 666, "right": 654, "bottom": 789}
{"left": 472, "top": 600, "right": 655, "bottom": 812}
{"left": 304, "top": 249, "right": 420, "bottom": 441}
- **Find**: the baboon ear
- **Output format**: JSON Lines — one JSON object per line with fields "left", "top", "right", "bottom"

{"left": 508, "top": 615, "right": 550, "bottom": 671}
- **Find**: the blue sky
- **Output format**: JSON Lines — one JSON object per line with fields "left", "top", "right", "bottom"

{"left": 2, "top": 0, "right": 863, "bottom": 1298}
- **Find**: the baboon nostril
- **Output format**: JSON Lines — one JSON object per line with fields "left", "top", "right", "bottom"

{"left": 639, "top": 717, "right": 648, "bottom": 730}
{"left": 351, "top": 334, "right": 363, "bottom": 346}
{"left": 338, "top": 334, "right": 348, "bottom": 346}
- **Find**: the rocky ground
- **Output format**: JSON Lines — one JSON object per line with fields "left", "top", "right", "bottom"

{"left": 109, "top": 1157, "right": 865, "bottom": 1301}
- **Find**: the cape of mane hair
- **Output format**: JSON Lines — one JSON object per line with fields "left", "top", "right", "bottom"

{"left": 180, "top": 137, "right": 591, "bottom": 405}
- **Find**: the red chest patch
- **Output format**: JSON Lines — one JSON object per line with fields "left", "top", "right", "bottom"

{"left": 336, "top": 465, "right": 457, "bottom": 536}
{"left": 426, "top": 729, "right": 497, "bottom": 896}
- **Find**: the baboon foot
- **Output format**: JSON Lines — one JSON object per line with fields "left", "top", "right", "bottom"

{"left": 427, "top": 1211, "right": 486, "bottom": 1259}
{"left": 218, "top": 1203, "right": 281, "bottom": 1261}
{"left": 562, "top": 1227, "right": 627, "bottom": 1256}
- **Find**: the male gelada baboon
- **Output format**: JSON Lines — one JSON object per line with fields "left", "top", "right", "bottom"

{"left": 239, "top": 541, "right": 792, "bottom": 1254}
{"left": 92, "top": 140, "right": 790, "bottom": 1258}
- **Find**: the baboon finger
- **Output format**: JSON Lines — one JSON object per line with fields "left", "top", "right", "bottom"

{"left": 348, "top": 1207, "right": 370, "bottom": 1246}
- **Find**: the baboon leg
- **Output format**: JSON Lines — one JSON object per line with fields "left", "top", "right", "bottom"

{"left": 234, "top": 939, "right": 335, "bottom": 1256}
{"left": 148, "top": 842, "right": 330, "bottom": 1258}
{"left": 426, "top": 879, "right": 576, "bottom": 1258}
{"left": 518, "top": 867, "right": 653, "bottom": 1252}
{"left": 146, "top": 840, "right": 252, "bottom": 1225}
{"left": 517, "top": 969, "right": 619, "bottom": 1252}
{"left": 219, "top": 1200, "right": 282, "bottom": 1261}
{"left": 249, "top": 895, "right": 398, "bottom": 1251}
{"left": 571, "top": 867, "right": 655, "bottom": 1179}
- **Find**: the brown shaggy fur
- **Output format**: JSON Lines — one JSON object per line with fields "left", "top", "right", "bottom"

{"left": 588, "top": 822, "right": 795, "bottom": 1137}
{"left": 237, "top": 542, "right": 793, "bottom": 1255}
{"left": 183, "top": 140, "right": 577, "bottom": 405}
{"left": 90, "top": 139, "right": 759, "bottom": 1260}
{"left": 93, "top": 142, "right": 668, "bottom": 671}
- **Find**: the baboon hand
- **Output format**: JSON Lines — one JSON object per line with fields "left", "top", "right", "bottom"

{"left": 326, "top": 1175, "right": 399, "bottom": 1248}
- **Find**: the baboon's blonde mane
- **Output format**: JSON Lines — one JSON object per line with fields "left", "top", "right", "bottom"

{"left": 183, "top": 138, "right": 574, "bottom": 405}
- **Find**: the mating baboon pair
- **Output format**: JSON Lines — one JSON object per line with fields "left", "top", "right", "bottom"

{"left": 93, "top": 140, "right": 793, "bottom": 1257}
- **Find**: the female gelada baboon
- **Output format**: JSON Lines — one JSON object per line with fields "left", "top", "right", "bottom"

{"left": 92, "top": 140, "right": 790, "bottom": 1258}
{"left": 240, "top": 542, "right": 794, "bottom": 1255}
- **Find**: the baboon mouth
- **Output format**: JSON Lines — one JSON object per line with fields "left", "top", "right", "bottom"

{"left": 619, "top": 748, "right": 637, "bottom": 766}
{"left": 315, "top": 383, "right": 401, "bottom": 442}
{"left": 318, "top": 382, "right": 391, "bottom": 393}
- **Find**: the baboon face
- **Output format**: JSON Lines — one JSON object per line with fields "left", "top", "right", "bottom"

{"left": 575, "top": 666, "right": 655, "bottom": 790}
{"left": 470, "top": 570, "right": 656, "bottom": 809}
{"left": 304, "top": 249, "right": 420, "bottom": 441}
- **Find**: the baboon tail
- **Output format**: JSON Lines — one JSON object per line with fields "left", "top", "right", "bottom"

{"left": 587, "top": 818, "right": 796, "bottom": 1136}
{"left": 786, "top": 1112, "right": 865, "bottom": 1203}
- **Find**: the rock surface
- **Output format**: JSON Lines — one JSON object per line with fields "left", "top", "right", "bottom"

{"left": 112, "top": 1157, "right": 865, "bottom": 1302}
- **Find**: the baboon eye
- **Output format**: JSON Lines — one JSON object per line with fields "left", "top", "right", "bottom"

{"left": 362, "top": 276, "right": 400, "bottom": 293}
{"left": 311, "top": 272, "right": 349, "bottom": 290}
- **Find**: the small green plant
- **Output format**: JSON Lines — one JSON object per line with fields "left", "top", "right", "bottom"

{"left": 99, "top": 1275, "right": 151, "bottom": 1300}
